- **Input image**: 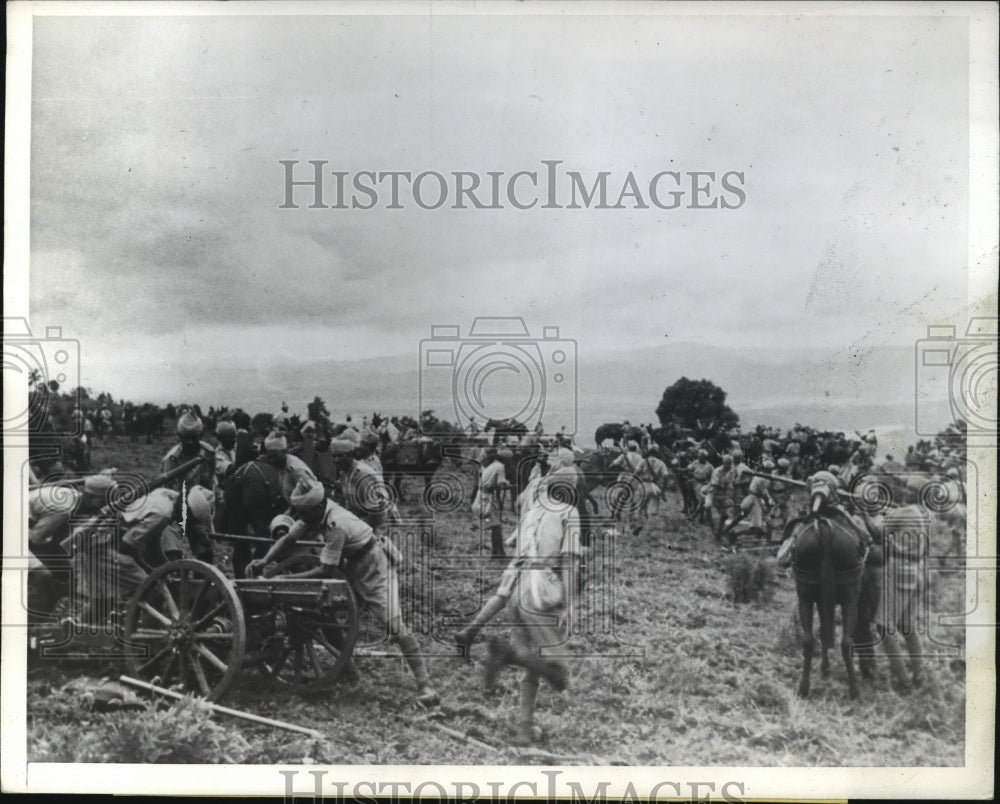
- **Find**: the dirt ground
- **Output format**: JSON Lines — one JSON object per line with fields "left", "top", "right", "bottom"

{"left": 25, "top": 435, "right": 966, "bottom": 766}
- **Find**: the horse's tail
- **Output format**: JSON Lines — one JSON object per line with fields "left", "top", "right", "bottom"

{"left": 817, "top": 517, "right": 836, "bottom": 651}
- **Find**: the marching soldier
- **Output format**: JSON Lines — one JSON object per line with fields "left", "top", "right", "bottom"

{"left": 705, "top": 454, "right": 736, "bottom": 542}
{"left": 478, "top": 470, "right": 583, "bottom": 745}
{"left": 473, "top": 447, "right": 511, "bottom": 558}
{"left": 689, "top": 450, "right": 714, "bottom": 524}
{"left": 609, "top": 441, "right": 645, "bottom": 535}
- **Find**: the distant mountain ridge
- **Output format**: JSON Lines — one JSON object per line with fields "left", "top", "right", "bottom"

{"left": 101, "top": 339, "right": 951, "bottom": 446}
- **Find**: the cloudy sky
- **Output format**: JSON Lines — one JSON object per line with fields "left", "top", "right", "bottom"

{"left": 18, "top": 4, "right": 993, "bottom": 428}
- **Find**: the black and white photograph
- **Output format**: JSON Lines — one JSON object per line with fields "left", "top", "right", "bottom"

{"left": 3, "top": 1, "right": 996, "bottom": 798}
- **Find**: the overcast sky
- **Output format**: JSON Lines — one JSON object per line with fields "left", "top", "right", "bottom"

{"left": 23, "top": 7, "right": 983, "bottom": 414}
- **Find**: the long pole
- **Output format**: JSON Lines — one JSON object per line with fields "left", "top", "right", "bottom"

{"left": 119, "top": 675, "right": 325, "bottom": 738}
{"left": 209, "top": 532, "right": 326, "bottom": 549}
{"left": 746, "top": 470, "right": 900, "bottom": 509}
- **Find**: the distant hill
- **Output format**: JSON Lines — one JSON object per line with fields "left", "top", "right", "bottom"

{"left": 103, "top": 339, "right": 952, "bottom": 452}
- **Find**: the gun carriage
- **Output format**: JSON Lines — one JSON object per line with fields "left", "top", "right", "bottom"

{"left": 29, "top": 458, "right": 360, "bottom": 703}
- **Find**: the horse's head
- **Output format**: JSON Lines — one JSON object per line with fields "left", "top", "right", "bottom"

{"left": 808, "top": 471, "right": 841, "bottom": 513}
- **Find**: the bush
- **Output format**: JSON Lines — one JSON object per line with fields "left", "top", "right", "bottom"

{"left": 726, "top": 553, "right": 775, "bottom": 604}
{"left": 748, "top": 679, "right": 790, "bottom": 714}
{"left": 31, "top": 693, "right": 250, "bottom": 764}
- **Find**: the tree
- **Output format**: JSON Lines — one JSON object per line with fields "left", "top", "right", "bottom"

{"left": 655, "top": 377, "right": 739, "bottom": 435}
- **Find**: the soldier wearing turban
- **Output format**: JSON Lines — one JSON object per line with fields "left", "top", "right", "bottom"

{"left": 159, "top": 411, "right": 216, "bottom": 493}
{"left": 260, "top": 431, "right": 319, "bottom": 505}
{"left": 249, "top": 478, "right": 439, "bottom": 707}
{"left": 330, "top": 438, "right": 390, "bottom": 529}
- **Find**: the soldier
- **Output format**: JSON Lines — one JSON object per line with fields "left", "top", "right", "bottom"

{"left": 159, "top": 412, "right": 216, "bottom": 492}
{"left": 479, "top": 470, "right": 583, "bottom": 745}
{"left": 29, "top": 472, "right": 119, "bottom": 616}
{"left": 769, "top": 457, "right": 795, "bottom": 533}
{"left": 213, "top": 420, "right": 239, "bottom": 506}
{"left": 620, "top": 444, "right": 670, "bottom": 535}
{"left": 858, "top": 504, "right": 934, "bottom": 694}
{"left": 260, "top": 431, "right": 318, "bottom": 504}
{"left": 62, "top": 484, "right": 215, "bottom": 623}
{"left": 357, "top": 431, "right": 384, "bottom": 477}
{"left": 250, "top": 478, "right": 439, "bottom": 707}
{"left": 784, "top": 437, "right": 802, "bottom": 478}
{"left": 689, "top": 450, "right": 714, "bottom": 524}
{"left": 98, "top": 404, "right": 114, "bottom": 441}
{"left": 609, "top": 441, "right": 645, "bottom": 534}
{"left": 473, "top": 447, "right": 510, "bottom": 558}
{"left": 329, "top": 438, "right": 391, "bottom": 530}
{"left": 672, "top": 451, "right": 696, "bottom": 518}
{"left": 455, "top": 465, "right": 578, "bottom": 653}
{"left": 705, "top": 454, "right": 736, "bottom": 542}
{"left": 118, "top": 484, "right": 217, "bottom": 569}
{"left": 732, "top": 452, "right": 753, "bottom": 505}
{"left": 273, "top": 402, "right": 291, "bottom": 432}
{"left": 735, "top": 458, "right": 775, "bottom": 543}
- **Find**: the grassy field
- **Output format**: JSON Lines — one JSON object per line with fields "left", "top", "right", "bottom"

{"left": 26, "top": 434, "right": 967, "bottom": 766}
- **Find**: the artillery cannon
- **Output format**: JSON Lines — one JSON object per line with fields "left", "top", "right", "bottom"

{"left": 29, "top": 458, "right": 360, "bottom": 703}
{"left": 121, "top": 557, "right": 358, "bottom": 701}
{"left": 31, "top": 554, "right": 359, "bottom": 703}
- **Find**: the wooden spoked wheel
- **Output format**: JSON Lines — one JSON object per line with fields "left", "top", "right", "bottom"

{"left": 124, "top": 559, "right": 246, "bottom": 702}
{"left": 258, "top": 555, "right": 360, "bottom": 693}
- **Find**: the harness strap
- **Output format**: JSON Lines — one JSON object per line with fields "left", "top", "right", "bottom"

{"left": 793, "top": 563, "right": 864, "bottom": 585}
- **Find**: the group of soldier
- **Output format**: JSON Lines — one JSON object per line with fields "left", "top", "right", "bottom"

{"left": 26, "top": 400, "right": 967, "bottom": 744}
{"left": 28, "top": 405, "right": 590, "bottom": 743}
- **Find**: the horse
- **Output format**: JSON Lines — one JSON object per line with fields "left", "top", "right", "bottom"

{"left": 125, "top": 404, "right": 160, "bottom": 444}
{"left": 372, "top": 415, "right": 447, "bottom": 504}
{"left": 220, "top": 459, "right": 286, "bottom": 578}
{"left": 483, "top": 417, "right": 529, "bottom": 445}
{"left": 789, "top": 484, "right": 871, "bottom": 699}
